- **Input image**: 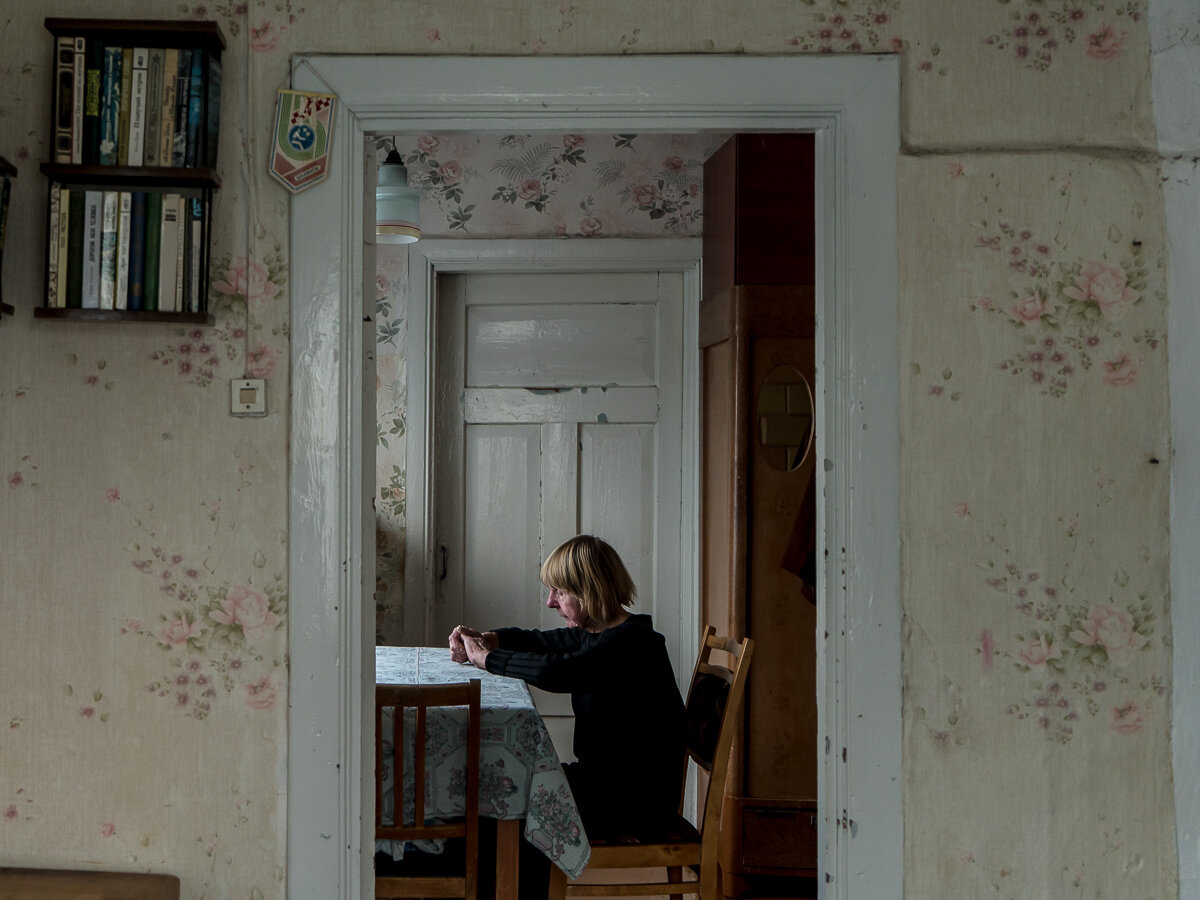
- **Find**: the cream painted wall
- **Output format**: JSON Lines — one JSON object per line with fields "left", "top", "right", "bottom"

{"left": 0, "top": 0, "right": 1195, "bottom": 897}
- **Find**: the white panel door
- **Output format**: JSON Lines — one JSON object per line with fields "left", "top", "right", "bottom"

{"left": 435, "top": 269, "right": 684, "bottom": 757}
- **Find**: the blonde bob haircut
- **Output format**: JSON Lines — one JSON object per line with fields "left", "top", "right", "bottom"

{"left": 539, "top": 534, "right": 636, "bottom": 627}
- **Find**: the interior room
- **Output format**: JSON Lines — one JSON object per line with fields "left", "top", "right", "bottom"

{"left": 374, "top": 127, "right": 818, "bottom": 899}
{"left": 1, "top": 2, "right": 1198, "bottom": 899}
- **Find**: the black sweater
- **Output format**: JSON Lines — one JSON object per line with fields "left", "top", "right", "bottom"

{"left": 485, "top": 614, "right": 686, "bottom": 834}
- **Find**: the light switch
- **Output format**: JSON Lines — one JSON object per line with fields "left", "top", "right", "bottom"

{"left": 231, "top": 378, "right": 267, "bottom": 417}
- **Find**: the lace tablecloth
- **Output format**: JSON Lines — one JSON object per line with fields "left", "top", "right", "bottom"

{"left": 376, "top": 646, "right": 590, "bottom": 878}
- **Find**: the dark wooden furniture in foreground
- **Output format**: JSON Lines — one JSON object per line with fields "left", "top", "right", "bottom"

{"left": 701, "top": 133, "right": 820, "bottom": 895}
{"left": 0, "top": 867, "right": 180, "bottom": 898}
{"left": 375, "top": 680, "right": 482, "bottom": 900}
{"left": 547, "top": 626, "right": 754, "bottom": 900}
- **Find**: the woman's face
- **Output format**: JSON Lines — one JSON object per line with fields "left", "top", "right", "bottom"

{"left": 546, "top": 586, "right": 589, "bottom": 629}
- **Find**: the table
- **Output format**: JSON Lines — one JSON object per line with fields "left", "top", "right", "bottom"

{"left": 376, "top": 646, "right": 591, "bottom": 895}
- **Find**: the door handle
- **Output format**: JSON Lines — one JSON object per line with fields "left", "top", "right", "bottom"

{"left": 438, "top": 545, "right": 448, "bottom": 581}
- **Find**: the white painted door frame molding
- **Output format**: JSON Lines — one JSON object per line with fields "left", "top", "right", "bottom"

{"left": 1151, "top": 0, "right": 1200, "bottom": 891}
{"left": 288, "top": 55, "right": 902, "bottom": 900}
{"left": 405, "top": 239, "right": 703, "bottom": 685}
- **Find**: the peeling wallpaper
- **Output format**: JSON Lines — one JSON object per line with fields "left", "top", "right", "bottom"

{"left": 0, "top": 0, "right": 1190, "bottom": 897}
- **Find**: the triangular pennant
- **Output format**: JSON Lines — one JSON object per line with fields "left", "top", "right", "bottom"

{"left": 269, "top": 89, "right": 336, "bottom": 193}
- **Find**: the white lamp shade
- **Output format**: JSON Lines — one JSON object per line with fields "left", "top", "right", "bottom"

{"left": 376, "top": 156, "right": 421, "bottom": 244}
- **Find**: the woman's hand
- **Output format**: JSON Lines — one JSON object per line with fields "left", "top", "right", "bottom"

{"left": 449, "top": 625, "right": 497, "bottom": 663}
{"left": 462, "top": 634, "right": 492, "bottom": 669}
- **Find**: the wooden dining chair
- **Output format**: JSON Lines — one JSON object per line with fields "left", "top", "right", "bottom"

{"left": 547, "top": 625, "right": 754, "bottom": 900}
{"left": 375, "top": 680, "right": 482, "bottom": 900}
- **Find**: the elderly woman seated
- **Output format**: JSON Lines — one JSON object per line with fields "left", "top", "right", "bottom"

{"left": 451, "top": 534, "right": 686, "bottom": 899}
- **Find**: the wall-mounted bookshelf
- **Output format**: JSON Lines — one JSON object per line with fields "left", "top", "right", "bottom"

{"left": 37, "top": 18, "right": 224, "bottom": 324}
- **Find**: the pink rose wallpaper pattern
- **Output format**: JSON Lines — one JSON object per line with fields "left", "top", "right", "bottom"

{"left": 979, "top": 531, "right": 1162, "bottom": 744}
{"left": 898, "top": 150, "right": 1174, "bottom": 896}
{"left": 113, "top": 493, "right": 287, "bottom": 720}
{"left": 386, "top": 132, "right": 724, "bottom": 238}
{"left": 982, "top": 0, "right": 1143, "bottom": 70}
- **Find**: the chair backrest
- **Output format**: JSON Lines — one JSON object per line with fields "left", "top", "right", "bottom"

{"left": 375, "top": 679, "right": 481, "bottom": 900}
{"left": 683, "top": 626, "right": 753, "bottom": 847}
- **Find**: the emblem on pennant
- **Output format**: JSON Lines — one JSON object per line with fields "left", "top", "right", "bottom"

{"left": 270, "top": 89, "right": 336, "bottom": 193}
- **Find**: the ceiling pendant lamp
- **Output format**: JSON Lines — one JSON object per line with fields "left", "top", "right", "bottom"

{"left": 376, "top": 147, "right": 421, "bottom": 244}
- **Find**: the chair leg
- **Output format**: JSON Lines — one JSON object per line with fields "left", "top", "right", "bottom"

{"left": 548, "top": 864, "right": 569, "bottom": 900}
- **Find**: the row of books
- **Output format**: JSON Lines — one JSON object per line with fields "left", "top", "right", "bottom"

{"left": 53, "top": 36, "right": 221, "bottom": 169}
{"left": 45, "top": 184, "right": 207, "bottom": 313}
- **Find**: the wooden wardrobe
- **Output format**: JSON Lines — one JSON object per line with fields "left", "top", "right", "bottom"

{"left": 699, "top": 133, "right": 818, "bottom": 895}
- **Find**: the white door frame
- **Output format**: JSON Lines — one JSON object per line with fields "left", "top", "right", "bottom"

{"left": 404, "top": 239, "right": 703, "bottom": 685}
{"left": 288, "top": 55, "right": 902, "bottom": 900}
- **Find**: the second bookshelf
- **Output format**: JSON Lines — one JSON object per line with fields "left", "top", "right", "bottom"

{"left": 43, "top": 180, "right": 210, "bottom": 316}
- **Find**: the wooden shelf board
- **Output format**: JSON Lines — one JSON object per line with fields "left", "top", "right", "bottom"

{"left": 40, "top": 164, "right": 220, "bottom": 189}
{"left": 34, "top": 307, "right": 214, "bottom": 325}
{"left": 44, "top": 17, "right": 226, "bottom": 52}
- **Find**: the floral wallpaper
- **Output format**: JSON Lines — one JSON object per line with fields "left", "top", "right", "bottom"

{"left": 900, "top": 152, "right": 1174, "bottom": 894}
{"left": 0, "top": 0, "right": 1189, "bottom": 897}
{"left": 387, "top": 132, "right": 721, "bottom": 239}
{"left": 374, "top": 243, "right": 409, "bottom": 643}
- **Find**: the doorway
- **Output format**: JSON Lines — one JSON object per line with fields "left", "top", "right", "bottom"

{"left": 414, "top": 240, "right": 702, "bottom": 756}
{"left": 287, "top": 54, "right": 901, "bottom": 900}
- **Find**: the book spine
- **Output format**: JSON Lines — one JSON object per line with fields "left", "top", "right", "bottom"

{"left": 143, "top": 49, "right": 164, "bottom": 167}
{"left": 180, "top": 199, "right": 191, "bottom": 313}
{"left": 185, "top": 51, "right": 204, "bottom": 168}
{"left": 204, "top": 53, "right": 222, "bottom": 168}
{"left": 53, "top": 36, "right": 75, "bottom": 164}
{"left": 117, "top": 48, "right": 133, "bottom": 166}
{"left": 157, "top": 193, "right": 181, "bottom": 311}
{"left": 127, "top": 48, "right": 149, "bottom": 166}
{"left": 56, "top": 186, "right": 71, "bottom": 308}
{"left": 115, "top": 191, "right": 132, "bottom": 310}
{"left": 159, "top": 48, "right": 178, "bottom": 167}
{"left": 99, "top": 190, "right": 118, "bottom": 310}
{"left": 71, "top": 37, "right": 86, "bottom": 164}
{"left": 99, "top": 47, "right": 122, "bottom": 166}
{"left": 46, "top": 184, "right": 61, "bottom": 307}
{"left": 127, "top": 192, "right": 147, "bottom": 311}
{"left": 173, "top": 195, "right": 186, "bottom": 311}
{"left": 143, "top": 192, "right": 162, "bottom": 310}
{"left": 65, "top": 189, "right": 84, "bottom": 308}
{"left": 188, "top": 197, "right": 203, "bottom": 312}
{"left": 81, "top": 190, "right": 102, "bottom": 308}
{"left": 172, "top": 49, "right": 192, "bottom": 168}
{"left": 101, "top": 190, "right": 122, "bottom": 310}
{"left": 82, "top": 39, "right": 104, "bottom": 166}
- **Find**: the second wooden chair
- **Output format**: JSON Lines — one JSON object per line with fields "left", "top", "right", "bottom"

{"left": 547, "top": 625, "right": 754, "bottom": 900}
{"left": 375, "top": 680, "right": 482, "bottom": 900}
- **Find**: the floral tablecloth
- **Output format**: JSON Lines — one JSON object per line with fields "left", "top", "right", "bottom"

{"left": 376, "top": 646, "right": 590, "bottom": 878}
